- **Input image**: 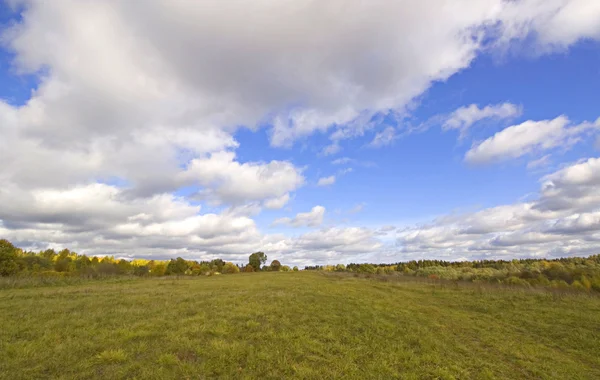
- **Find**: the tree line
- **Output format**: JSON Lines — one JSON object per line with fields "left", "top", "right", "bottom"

{"left": 0, "top": 239, "right": 297, "bottom": 278}
{"left": 2, "top": 238, "right": 599, "bottom": 292}
{"left": 305, "top": 256, "right": 600, "bottom": 292}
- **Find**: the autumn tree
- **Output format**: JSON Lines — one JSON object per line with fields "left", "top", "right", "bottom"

{"left": 222, "top": 262, "right": 240, "bottom": 274}
{"left": 270, "top": 260, "right": 281, "bottom": 271}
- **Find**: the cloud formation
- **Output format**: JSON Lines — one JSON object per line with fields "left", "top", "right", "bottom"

{"left": 442, "top": 103, "right": 522, "bottom": 139}
{"left": 273, "top": 206, "right": 326, "bottom": 228}
{"left": 317, "top": 176, "right": 336, "bottom": 187}
{"left": 397, "top": 157, "right": 600, "bottom": 260}
{"left": 0, "top": 1, "right": 600, "bottom": 265}
{"left": 465, "top": 116, "right": 599, "bottom": 164}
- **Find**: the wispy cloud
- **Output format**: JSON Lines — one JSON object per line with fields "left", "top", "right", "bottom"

{"left": 317, "top": 176, "right": 336, "bottom": 187}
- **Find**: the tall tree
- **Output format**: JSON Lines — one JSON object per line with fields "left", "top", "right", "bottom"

{"left": 249, "top": 252, "right": 267, "bottom": 271}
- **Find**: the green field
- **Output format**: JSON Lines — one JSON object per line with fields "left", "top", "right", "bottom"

{"left": 1, "top": 272, "right": 599, "bottom": 379}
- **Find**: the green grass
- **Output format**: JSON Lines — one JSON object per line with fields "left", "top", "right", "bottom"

{"left": 1, "top": 272, "right": 599, "bottom": 379}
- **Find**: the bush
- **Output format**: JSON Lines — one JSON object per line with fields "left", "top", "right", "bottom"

{"left": 222, "top": 262, "right": 240, "bottom": 274}
{"left": 133, "top": 265, "right": 150, "bottom": 276}
{"left": 357, "top": 264, "right": 376, "bottom": 274}
{"left": 504, "top": 276, "right": 530, "bottom": 287}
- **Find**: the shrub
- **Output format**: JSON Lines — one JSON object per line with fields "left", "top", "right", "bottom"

{"left": 357, "top": 264, "right": 376, "bottom": 274}
{"left": 222, "top": 262, "right": 240, "bottom": 274}
{"left": 571, "top": 280, "right": 587, "bottom": 291}
{"left": 505, "top": 276, "right": 530, "bottom": 287}
{"left": 580, "top": 275, "right": 592, "bottom": 291}
{"left": 133, "top": 265, "right": 150, "bottom": 276}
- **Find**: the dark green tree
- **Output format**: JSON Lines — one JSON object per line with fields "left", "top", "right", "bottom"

{"left": 210, "top": 259, "right": 225, "bottom": 273}
{"left": 0, "top": 239, "right": 19, "bottom": 276}
{"left": 249, "top": 252, "right": 267, "bottom": 271}
{"left": 133, "top": 265, "right": 150, "bottom": 276}
{"left": 166, "top": 257, "right": 189, "bottom": 275}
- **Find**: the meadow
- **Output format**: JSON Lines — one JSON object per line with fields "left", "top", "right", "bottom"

{"left": 1, "top": 272, "right": 599, "bottom": 379}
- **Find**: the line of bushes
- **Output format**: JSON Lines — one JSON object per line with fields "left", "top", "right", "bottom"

{"left": 305, "top": 256, "right": 600, "bottom": 292}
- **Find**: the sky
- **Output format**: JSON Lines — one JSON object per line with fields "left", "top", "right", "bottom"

{"left": 0, "top": 0, "right": 600, "bottom": 267}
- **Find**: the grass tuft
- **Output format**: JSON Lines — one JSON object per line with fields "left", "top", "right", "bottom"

{"left": 95, "top": 349, "right": 127, "bottom": 363}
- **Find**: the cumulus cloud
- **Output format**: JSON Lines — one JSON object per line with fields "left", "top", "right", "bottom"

{"left": 184, "top": 151, "right": 304, "bottom": 206}
{"left": 317, "top": 176, "right": 336, "bottom": 187}
{"left": 273, "top": 206, "right": 325, "bottom": 228}
{"left": 465, "top": 116, "right": 599, "bottom": 164}
{"left": 498, "top": 0, "right": 600, "bottom": 51}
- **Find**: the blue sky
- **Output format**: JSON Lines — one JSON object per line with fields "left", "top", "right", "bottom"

{"left": 243, "top": 41, "right": 600, "bottom": 231}
{"left": 1, "top": 1, "right": 599, "bottom": 265}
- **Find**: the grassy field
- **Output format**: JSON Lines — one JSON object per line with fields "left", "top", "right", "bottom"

{"left": 1, "top": 272, "right": 599, "bottom": 379}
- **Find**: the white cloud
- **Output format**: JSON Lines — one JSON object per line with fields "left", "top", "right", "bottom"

{"left": 368, "top": 127, "right": 397, "bottom": 148}
{"left": 273, "top": 206, "right": 325, "bottom": 228}
{"left": 544, "top": 157, "right": 600, "bottom": 188}
{"left": 184, "top": 151, "right": 304, "bottom": 205}
{"left": 498, "top": 0, "right": 600, "bottom": 51}
{"left": 317, "top": 176, "right": 336, "bottom": 187}
{"left": 263, "top": 194, "right": 291, "bottom": 210}
{"left": 442, "top": 103, "right": 521, "bottom": 138}
{"left": 397, "top": 157, "right": 600, "bottom": 260}
{"left": 465, "top": 116, "right": 599, "bottom": 164}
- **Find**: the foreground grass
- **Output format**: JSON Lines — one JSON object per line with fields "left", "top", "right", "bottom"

{"left": 1, "top": 273, "right": 599, "bottom": 379}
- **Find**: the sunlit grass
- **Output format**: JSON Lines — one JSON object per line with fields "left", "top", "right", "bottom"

{"left": 1, "top": 272, "right": 599, "bottom": 379}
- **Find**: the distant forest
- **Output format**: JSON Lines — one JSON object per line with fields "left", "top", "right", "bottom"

{"left": 0, "top": 239, "right": 293, "bottom": 277}
{"left": 1, "top": 239, "right": 599, "bottom": 292}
